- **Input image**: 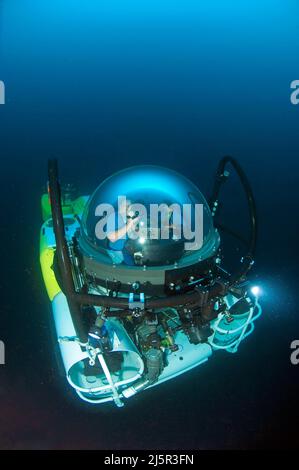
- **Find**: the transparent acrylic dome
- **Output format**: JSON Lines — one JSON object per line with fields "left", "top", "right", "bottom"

{"left": 80, "top": 165, "right": 219, "bottom": 267}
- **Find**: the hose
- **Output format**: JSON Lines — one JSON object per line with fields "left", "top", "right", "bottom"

{"left": 209, "top": 156, "right": 257, "bottom": 284}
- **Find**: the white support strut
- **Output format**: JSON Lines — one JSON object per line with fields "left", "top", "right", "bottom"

{"left": 97, "top": 353, "right": 124, "bottom": 408}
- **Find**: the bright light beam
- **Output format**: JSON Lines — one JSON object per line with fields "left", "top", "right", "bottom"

{"left": 251, "top": 285, "right": 261, "bottom": 297}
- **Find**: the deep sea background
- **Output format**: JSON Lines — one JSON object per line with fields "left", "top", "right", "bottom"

{"left": 0, "top": 0, "right": 299, "bottom": 449}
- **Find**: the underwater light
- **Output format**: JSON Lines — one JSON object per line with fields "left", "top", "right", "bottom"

{"left": 251, "top": 285, "right": 261, "bottom": 297}
{"left": 139, "top": 236, "right": 146, "bottom": 244}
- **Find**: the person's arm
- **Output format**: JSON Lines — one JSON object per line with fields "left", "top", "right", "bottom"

{"left": 107, "top": 217, "right": 139, "bottom": 242}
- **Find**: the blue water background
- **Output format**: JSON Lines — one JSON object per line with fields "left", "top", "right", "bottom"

{"left": 0, "top": 0, "right": 298, "bottom": 449}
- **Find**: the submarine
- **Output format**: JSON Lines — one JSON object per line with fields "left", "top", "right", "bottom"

{"left": 40, "top": 157, "right": 262, "bottom": 407}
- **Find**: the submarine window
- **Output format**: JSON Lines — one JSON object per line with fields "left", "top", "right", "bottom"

{"left": 79, "top": 165, "right": 219, "bottom": 267}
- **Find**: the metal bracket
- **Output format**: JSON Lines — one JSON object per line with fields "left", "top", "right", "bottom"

{"left": 128, "top": 292, "right": 145, "bottom": 310}
{"left": 128, "top": 293, "right": 145, "bottom": 317}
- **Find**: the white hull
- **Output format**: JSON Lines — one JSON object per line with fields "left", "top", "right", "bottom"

{"left": 52, "top": 291, "right": 261, "bottom": 405}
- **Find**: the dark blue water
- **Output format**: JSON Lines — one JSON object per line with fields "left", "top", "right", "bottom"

{"left": 0, "top": 0, "right": 298, "bottom": 449}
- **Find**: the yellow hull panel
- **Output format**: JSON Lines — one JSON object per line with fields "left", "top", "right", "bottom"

{"left": 40, "top": 238, "right": 61, "bottom": 301}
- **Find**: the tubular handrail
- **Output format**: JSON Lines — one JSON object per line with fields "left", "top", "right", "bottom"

{"left": 209, "top": 156, "right": 257, "bottom": 284}
{"left": 48, "top": 159, "right": 88, "bottom": 342}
